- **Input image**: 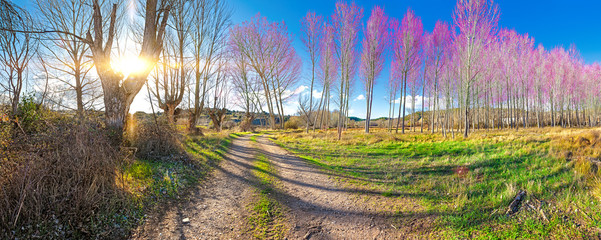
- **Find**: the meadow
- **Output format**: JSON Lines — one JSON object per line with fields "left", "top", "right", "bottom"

{"left": 271, "top": 127, "right": 601, "bottom": 238}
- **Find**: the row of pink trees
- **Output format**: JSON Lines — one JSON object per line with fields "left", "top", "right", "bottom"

{"left": 317, "top": 0, "right": 600, "bottom": 138}
{"left": 228, "top": 0, "right": 600, "bottom": 137}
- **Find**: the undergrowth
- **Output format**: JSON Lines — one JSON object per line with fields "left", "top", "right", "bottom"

{"left": 0, "top": 104, "right": 236, "bottom": 239}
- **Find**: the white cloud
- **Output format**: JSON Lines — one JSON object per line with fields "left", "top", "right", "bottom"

{"left": 354, "top": 94, "right": 365, "bottom": 101}
{"left": 392, "top": 95, "right": 425, "bottom": 111}
{"left": 312, "top": 90, "right": 323, "bottom": 99}
{"left": 293, "top": 85, "right": 308, "bottom": 95}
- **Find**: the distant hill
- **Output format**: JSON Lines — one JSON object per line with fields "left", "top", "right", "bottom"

{"left": 348, "top": 116, "right": 364, "bottom": 122}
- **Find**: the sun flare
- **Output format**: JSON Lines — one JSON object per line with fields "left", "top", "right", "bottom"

{"left": 111, "top": 56, "right": 149, "bottom": 77}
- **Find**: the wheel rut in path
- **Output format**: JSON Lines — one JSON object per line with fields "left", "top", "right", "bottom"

{"left": 132, "top": 134, "right": 406, "bottom": 239}
{"left": 255, "top": 135, "right": 402, "bottom": 239}
{"left": 131, "top": 135, "right": 257, "bottom": 240}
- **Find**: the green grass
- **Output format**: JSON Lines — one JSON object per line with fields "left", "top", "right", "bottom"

{"left": 247, "top": 152, "right": 287, "bottom": 239}
{"left": 272, "top": 129, "right": 601, "bottom": 238}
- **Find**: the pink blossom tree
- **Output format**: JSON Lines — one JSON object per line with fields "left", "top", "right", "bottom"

{"left": 387, "top": 59, "right": 401, "bottom": 131}
{"left": 360, "top": 6, "right": 388, "bottom": 133}
{"left": 426, "top": 21, "right": 451, "bottom": 133}
{"left": 229, "top": 14, "right": 298, "bottom": 129}
{"left": 452, "top": 0, "right": 499, "bottom": 137}
{"left": 300, "top": 12, "right": 323, "bottom": 132}
{"left": 332, "top": 1, "right": 363, "bottom": 140}
{"left": 391, "top": 8, "right": 423, "bottom": 134}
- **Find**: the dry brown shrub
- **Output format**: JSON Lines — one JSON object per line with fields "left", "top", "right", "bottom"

{"left": 128, "top": 116, "right": 184, "bottom": 161}
{"left": 284, "top": 116, "right": 303, "bottom": 130}
{"left": 0, "top": 114, "right": 123, "bottom": 238}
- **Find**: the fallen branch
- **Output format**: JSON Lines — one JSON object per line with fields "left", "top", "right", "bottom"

{"left": 506, "top": 190, "right": 527, "bottom": 216}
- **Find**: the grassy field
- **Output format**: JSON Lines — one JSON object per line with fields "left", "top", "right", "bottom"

{"left": 271, "top": 128, "right": 601, "bottom": 238}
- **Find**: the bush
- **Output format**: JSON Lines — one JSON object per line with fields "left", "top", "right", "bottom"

{"left": 284, "top": 116, "right": 303, "bottom": 130}
{"left": 0, "top": 115, "right": 123, "bottom": 238}
{"left": 14, "top": 95, "right": 43, "bottom": 133}
{"left": 128, "top": 116, "right": 184, "bottom": 161}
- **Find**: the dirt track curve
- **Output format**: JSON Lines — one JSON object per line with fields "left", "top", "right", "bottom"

{"left": 131, "top": 134, "right": 403, "bottom": 239}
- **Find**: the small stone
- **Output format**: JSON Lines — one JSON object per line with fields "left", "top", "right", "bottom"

{"left": 182, "top": 218, "right": 190, "bottom": 224}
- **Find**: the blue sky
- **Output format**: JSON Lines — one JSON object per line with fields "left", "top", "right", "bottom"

{"left": 228, "top": 0, "right": 601, "bottom": 118}
{"left": 12, "top": 0, "right": 601, "bottom": 117}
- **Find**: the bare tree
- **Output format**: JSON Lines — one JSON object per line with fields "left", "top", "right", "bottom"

{"left": 35, "top": 0, "right": 101, "bottom": 114}
{"left": 300, "top": 12, "right": 323, "bottom": 132}
{"left": 206, "top": 56, "right": 230, "bottom": 131}
{"left": 188, "top": 0, "right": 231, "bottom": 133}
{"left": 83, "top": 0, "right": 171, "bottom": 138}
{"left": 151, "top": 0, "right": 192, "bottom": 124}
{"left": 230, "top": 52, "right": 260, "bottom": 131}
{"left": 272, "top": 52, "right": 302, "bottom": 129}
{"left": 0, "top": 11, "right": 37, "bottom": 113}
{"left": 0, "top": 1, "right": 23, "bottom": 31}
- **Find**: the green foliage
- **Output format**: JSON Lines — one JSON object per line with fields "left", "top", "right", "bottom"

{"left": 15, "top": 94, "right": 42, "bottom": 133}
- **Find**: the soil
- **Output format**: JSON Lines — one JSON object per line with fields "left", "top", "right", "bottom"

{"left": 131, "top": 134, "right": 424, "bottom": 239}
{"left": 130, "top": 135, "right": 256, "bottom": 240}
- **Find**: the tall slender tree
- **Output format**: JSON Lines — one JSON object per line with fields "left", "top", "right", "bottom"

{"left": 314, "top": 23, "right": 338, "bottom": 131}
{"left": 391, "top": 8, "right": 423, "bottom": 134}
{"left": 360, "top": 6, "right": 388, "bottom": 133}
{"left": 332, "top": 1, "right": 362, "bottom": 140}
{"left": 300, "top": 12, "right": 323, "bottom": 132}
{"left": 452, "top": 0, "right": 498, "bottom": 137}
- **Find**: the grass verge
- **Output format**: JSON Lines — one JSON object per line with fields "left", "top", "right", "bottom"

{"left": 246, "top": 136, "right": 287, "bottom": 239}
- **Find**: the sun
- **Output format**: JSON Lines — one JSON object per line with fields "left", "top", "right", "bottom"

{"left": 111, "top": 56, "right": 149, "bottom": 77}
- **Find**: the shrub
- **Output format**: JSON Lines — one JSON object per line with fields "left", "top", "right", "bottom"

{"left": 284, "top": 116, "right": 303, "bottom": 130}
{"left": 0, "top": 115, "right": 123, "bottom": 238}
{"left": 129, "top": 116, "right": 184, "bottom": 161}
{"left": 14, "top": 95, "right": 43, "bottom": 133}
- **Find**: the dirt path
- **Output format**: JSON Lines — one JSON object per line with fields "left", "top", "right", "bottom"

{"left": 132, "top": 134, "right": 404, "bottom": 239}
{"left": 255, "top": 135, "right": 402, "bottom": 239}
{"left": 131, "top": 135, "right": 257, "bottom": 240}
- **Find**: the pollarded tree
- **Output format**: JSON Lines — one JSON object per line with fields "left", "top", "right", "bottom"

{"left": 452, "top": 0, "right": 498, "bottom": 137}
{"left": 151, "top": 0, "right": 193, "bottom": 124}
{"left": 332, "top": 1, "right": 362, "bottom": 139}
{"left": 360, "top": 6, "right": 388, "bottom": 133}
{"left": 206, "top": 55, "right": 230, "bottom": 132}
{"left": 300, "top": 12, "right": 323, "bottom": 132}
{"left": 83, "top": 0, "right": 172, "bottom": 139}
{"left": 391, "top": 8, "right": 423, "bottom": 134}
{"left": 189, "top": 0, "right": 231, "bottom": 133}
